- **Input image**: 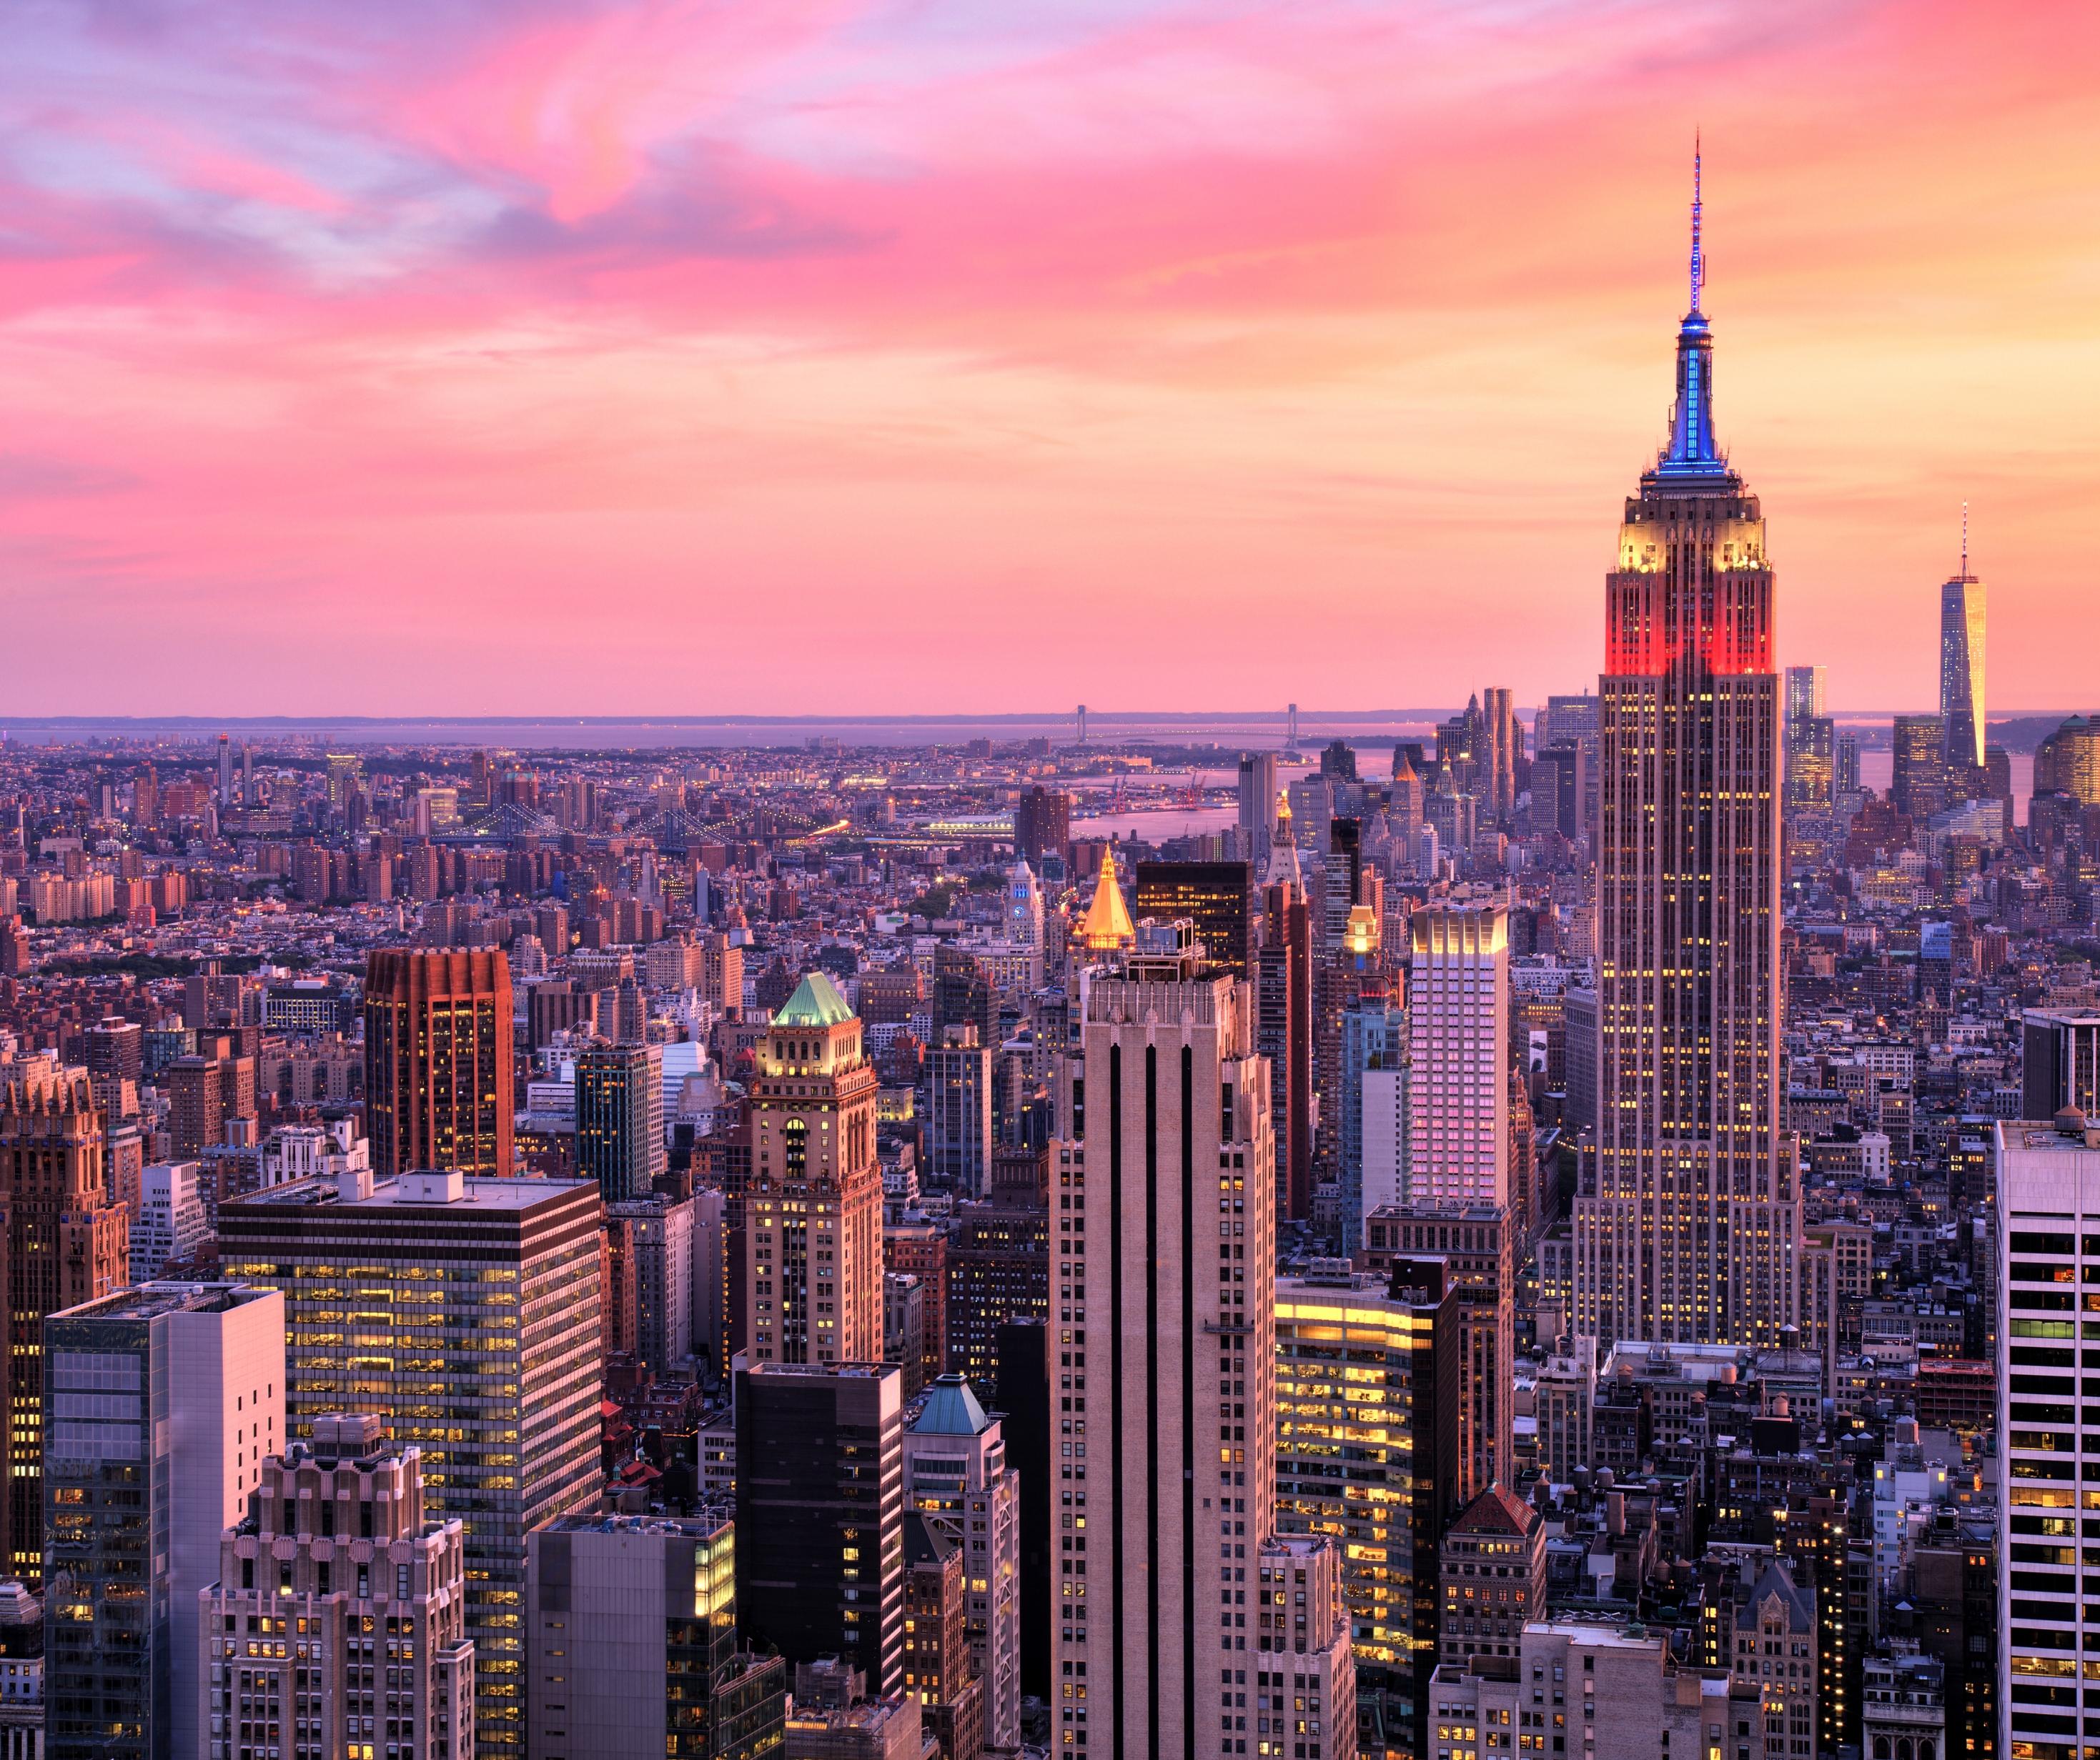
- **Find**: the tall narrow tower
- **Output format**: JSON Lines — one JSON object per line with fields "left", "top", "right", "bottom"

{"left": 1574, "top": 147, "right": 1800, "bottom": 1347}
{"left": 1940, "top": 513, "right": 1986, "bottom": 772}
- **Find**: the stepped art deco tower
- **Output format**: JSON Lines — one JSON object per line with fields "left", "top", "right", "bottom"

{"left": 1572, "top": 149, "right": 1801, "bottom": 1347}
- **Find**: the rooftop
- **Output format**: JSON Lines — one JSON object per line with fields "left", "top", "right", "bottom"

{"left": 773, "top": 969, "right": 856, "bottom": 1028}
{"left": 53, "top": 1281, "right": 277, "bottom": 1323}
{"left": 911, "top": 1372, "right": 993, "bottom": 1437}
{"left": 224, "top": 1171, "right": 595, "bottom": 1215}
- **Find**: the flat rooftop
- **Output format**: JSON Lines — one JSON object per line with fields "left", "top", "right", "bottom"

{"left": 224, "top": 1173, "right": 595, "bottom": 1213}
{"left": 53, "top": 1281, "right": 276, "bottom": 1322}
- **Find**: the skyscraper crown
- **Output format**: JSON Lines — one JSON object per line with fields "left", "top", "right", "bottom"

{"left": 1648, "top": 139, "right": 1733, "bottom": 486}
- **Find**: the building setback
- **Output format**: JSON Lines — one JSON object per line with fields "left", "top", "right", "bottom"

{"left": 202, "top": 1413, "right": 475, "bottom": 1760}
{"left": 217, "top": 1168, "right": 602, "bottom": 1757}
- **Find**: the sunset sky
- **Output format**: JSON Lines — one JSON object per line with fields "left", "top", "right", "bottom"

{"left": 4, "top": 0, "right": 2095, "bottom": 717}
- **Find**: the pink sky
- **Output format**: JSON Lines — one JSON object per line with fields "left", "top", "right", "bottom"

{"left": 2, "top": 0, "right": 2095, "bottom": 717}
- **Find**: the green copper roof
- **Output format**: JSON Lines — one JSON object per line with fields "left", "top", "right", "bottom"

{"left": 773, "top": 970, "right": 854, "bottom": 1028}
{"left": 912, "top": 1373, "right": 992, "bottom": 1436}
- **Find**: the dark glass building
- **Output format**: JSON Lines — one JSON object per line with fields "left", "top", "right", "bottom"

{"left": 1133, "top": 860, "right": 1254, "bottom": 977}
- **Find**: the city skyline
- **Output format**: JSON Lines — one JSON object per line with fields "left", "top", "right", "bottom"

{"left": 1, "top": 1, "right": 2094, "bottom": 715}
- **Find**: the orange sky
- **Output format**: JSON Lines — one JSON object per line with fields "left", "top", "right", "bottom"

{"left": 1, "top": 0, "right": 2094, "bottom": 716}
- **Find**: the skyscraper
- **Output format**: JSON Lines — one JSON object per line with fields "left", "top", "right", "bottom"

{"left": 1892, "top": 712, "right": 1949, "bottom": 819}
{"left": 743, "top": 972, "right": 883, "bottom": 1365}
{"left": 217, "top": 731, "right": 233, "bottom": 806}
{"left": 1, "top": 1075, "right": 130, "bottom": 1576}
{"left": 362, "top": 948, "right": 515, "bottom": 1180}
{"left": 1940, "top": 537, "right": 1986, "bottom": 772}
{"left": 575, "top": 1040, "right": 666, "bottom": 1201}
{"left": 1575, "top": 149, "right": 1801, "bottom": 1348}
{"left": 1015, "top": 787, "right": 1071, "bottom": 868}
{"left": 1783, "top": 665, "right": 1833, "bottom": 809}
{"left": 1237, "top": 753, "right": 1279, "bottom": 860}
{"left": 1134, "top": 860, "right": 1256, "bottom": 978}
{"left": 1481, "top": 687, "right": 1517, "bottom": 822}
{"left": 734, "top": 1360, "right": 906, "bottom": 1691}
{"left": 1407, "top": 905, "right": 1508, "bottom": 1206}
{"left": 46, "top": 1281, "right": 285, "bottom": 1760}
{"left": 217, "top": 1168, "right": 604, "bottom": 1756}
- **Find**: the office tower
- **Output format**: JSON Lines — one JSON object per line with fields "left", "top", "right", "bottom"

{"left": 1481, "top": 687, "right": 1517, "bottom": 820}
{"left": 1530, "top": 742, "right": 1585, "bottom": 840}
{"left": 1387, "top": 750, "right": 1423, "bottom": 850}
{"left": 933, "top": 946, "right": 996, "bottom": 1056}
{"left": 1892, "top": 713, "right": 1949, "bottom": 819}
{"left": 1435, "top": 1485, "right": 1546, "bottom": 1673}
{"left": 1407, "top": 906, "right": 1508, "bottom": 1205}
{"left": 218, "top": 1169, "right": 603, "bottom": 1755}
{"left": 130, "top": 1160, "right": 209, "bottom": 1278}
{"left": 1134, "top": 861, "right": 1254, "bottom": 978}
{"left": 901, "top": 1375, "right": 1022, "bottom": 1746}
{"left": 1286, "top": 776, "right": 1333, "bottom": 870}
{"left": 1276, "top": 1260, "right": 1458, "bottom": 1757}
{"left": 1539, "top": 693, "right": 1600, "bottom": 838}
{"left": 928, "top": 1026, "right": 994, "bottom": 1198}
{"left": 1784, "top": 715, "right": 1835, "bottom": 810}
{"left": 1051, "top": 935, "right": 1352, "bottom": 1760}
{"left": 1, "top": 1077, "right": 129, "bottom": 1578}
{"left": 1834, "top": 730, "right": 1861, "bottom": 796}
{"left": 1259, "top": 806, "right": 1316, "bottom": 1223}
{"left": 1237, "top": 755, "right": 1280, "bottom": 860}
{"left": 577, "top": 1042, "right": 667, "bottom": 1202}
{"left": 1783, "top": 662, "right": 1825, "bottom": 724}
{"left": 743, "top": 973, "right": 883, "bottom": 1365}
{"left": 992, "top": 1319, "right": 1052, "bottom": 1704}
{"left": 1337, "top": 964, "right": 1405, "bottom": 1253}
{"left": 734, "top": 1360, "right": 906, "bottom": 1691}
{"left": 608, "top": 1194, "right": 694, "bottom": 1373}
{"left": 946, "top": 1145, "right": 1051, "bottom": 1391}
{"left": 884, "top": 1274, "right": 927, "bottom": 1398}
{"left": 1993, "top": 1113, "right": 2100, "bottom": 1757}
{"left": 241, "top": 740, "right": 254, "bottom": 805}
{"left": 1016, "top": 787, "right": 1071, "bottom": 868}
{"left": 362, "top": 949, "right": 515, "bottom": 1180}
{"left": 2022, "top": 1010, "right": 2100, "bottom": 1127}
{"left": 217, "top": 731, "right": 234, "bottom": 805}
{"left": 884, "top": 1225, "right": 949, "bottom": 1393}
{"left": 526, "top": 1507, "right": 786, "bottom": 1760}
{"left": 205, "top": 1413, "right": 475, "bottom": 1760}
{"left": 903, "top": 1511, "right": 984, "bottom": 1760}
{"left": 1076, "top": 704, "right": 1088, "bottom": 743}
{"left": 132, "top": 761, "right": 159, "bottom": 827}
{"left": 2036, "top": 715, "right": 2100, "bottom": 808}
{"left": 1578, "top": 154, "right": 1801, "bottom": 1348}
{"left": 44, "top": 1281, "right": 283, "bottom": 1760}
{"left": 1941, "top": 544, "right": 1986, "bottom": 771}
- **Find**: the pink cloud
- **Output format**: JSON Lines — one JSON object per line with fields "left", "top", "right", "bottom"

{"left": 0, "top": 0, "right": 2093, "bottom": 714}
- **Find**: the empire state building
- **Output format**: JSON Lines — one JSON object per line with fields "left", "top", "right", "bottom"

{"left": 1573, "top": 152, "right": 1800, "bottom": 1346}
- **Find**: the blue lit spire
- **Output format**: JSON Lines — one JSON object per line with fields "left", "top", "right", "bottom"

{"left": 1648, "top": 136, "right": 1732, "bottom": 484}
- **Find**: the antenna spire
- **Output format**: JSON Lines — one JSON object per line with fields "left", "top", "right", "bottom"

{"left": 1689, "top": 132, "right": 1704, "bottom": 314}
{"left": 1961, "top": 501, "right": 1969, "bottom": 577}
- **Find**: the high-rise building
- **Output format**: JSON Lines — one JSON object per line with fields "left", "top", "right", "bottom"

{"left": 1, "top": 1076, "right": 129, "bottom": 1577}
{"left": 130, "top": 1159, "right": 209, "bottom": 1278}
{"left": 1940, "top": 550, "right": 1986, "bottom": 772}
{"left": 1530, "top": 742, "right": 1586, "bottom": 840}
{"left": 1577, "top": 151, "right": 1801, "bottom": 1348}
{"left": 1134, "top": 861, "right": 1255, "bottom": 978}
{"left": 217, "top": 1168, "right": 603, "bottom": 1755}
{"left": 1782, "top": 667, "right": 1833, "bottom": 809}
{"left": 928, "top": 1025, "right": 994, "bottom": 1199}
{"left": 204, "top": 1413, "right": 476, "bottom": 1760}
{"left": 2021, "top": 1010, "right": 2100, "bottom": 1121}
{"left": 1237, "top": 755, "right": 1279, "bottom": 860}
{"left": 1051, "top": 932, "right": 1352, "bottom": 1759}
{"left": 743, "top": 973, "right": 883, "bottom": 1365}
{"left": 1337, "top": 978, "right": 1407, "bottom": 1251}
{"left": 734, "top": 1360, "right": 906, "bottom": 1692}
{"left": 1406, "top": 905, "right": 1508, "bottom": 1206}
{"left": 1259, "top": 805, "right": 1315, "bottom": 1223}
{"left": 1783, "top": 663, "right": 1825, "bottom": 725}
{"left": 1835, "top": 730, "right": 1861, "bottom": 796}
{"left": 608, "top": 1193, "right": 694, "bottom": 1373}
{"left": 525, "top": 1506, "right": 786, "bottom": 1760}
{"left": 946, "top": 1145, "right": 1051, "bottom": 1391}
{"left": 1993, "top": 1111, "right": 2100, "bottom": 1755}
{"left": 1435, "top": 1484, "right": 1546, "bottom": 1674}
{"left": 1482, "top": 687, "right": 1517, "bottom": 821}
{"left": 576, "top": 1042, "right": 667, "bottom": 1201}
{"left": 1892, "top": 713, "right": 1949, "bottom": 820}
{"left": 44, "top": 1281, "right": 284, "bottom": 1760}
{"left": 362, "top": 949, "right": 515, "bottom": 1180}
{"left": 217, "top": 731, "right": 234, "bottom": 806}
{"left": 1275, "top": 1259, "right": 1457, "bottom": 1758}
{"left": 132, "top": 762, "right": 158, "bottom": 827}
{"left": 1015, "top": 787, "right": 1071, "bottom": 869}
{"left": 901, "top": 1375, "right": 1022, "bottom": 1746}
{"left": 903, "top": 1510, "right": 984, "bottom": 1760}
